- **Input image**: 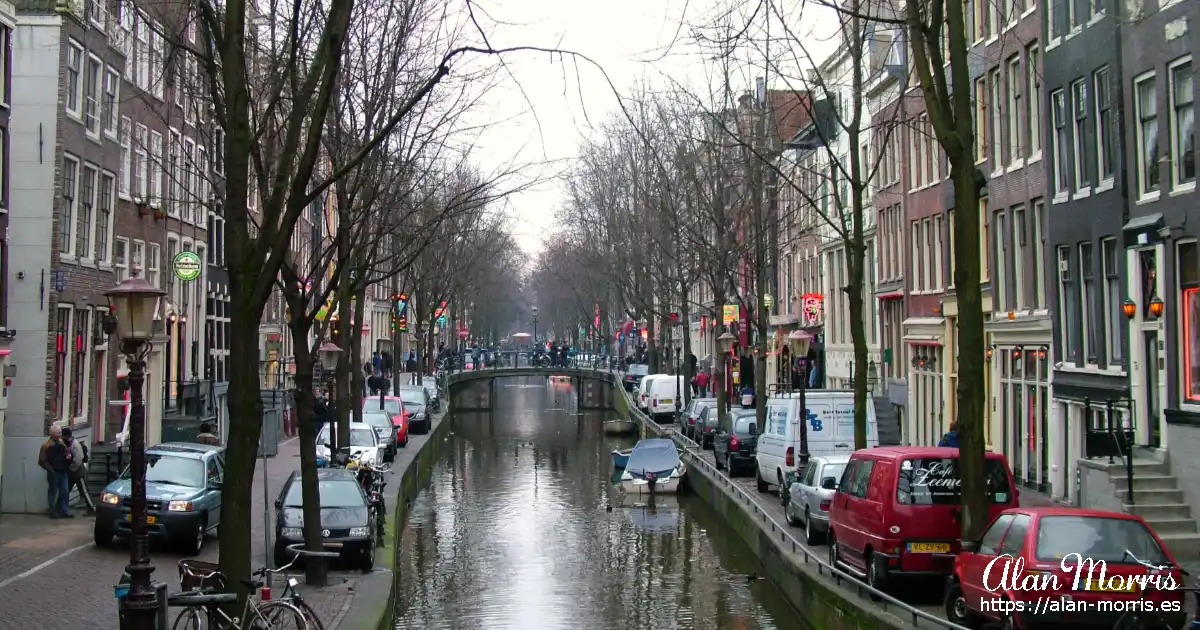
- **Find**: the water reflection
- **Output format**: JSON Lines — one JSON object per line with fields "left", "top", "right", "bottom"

{"left": 393, "top": 376, "right": 802, "bottom": 630}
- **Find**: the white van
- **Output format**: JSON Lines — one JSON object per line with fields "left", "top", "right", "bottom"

{"left": 753, "top": 390, "right": 879, "bottom": 493}
{"left": 644, "top": 375, "right": 690, "bottom": 422}
{"left": 635, "top": 374, "right": 658, "bottom": 410}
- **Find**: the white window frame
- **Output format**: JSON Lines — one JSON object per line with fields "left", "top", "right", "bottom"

{"left": 1057, "top": 245, "right": 1074, "bottom": 364}
{"left": 55, "top": 305, "right": 73, "bottom": 423}
{"left": 1032, "top": 199, "right": 1046, "bottom": 309}
{"left": 1134, "top": 71, "right": 1161, "bottom": 201}
{"left": 1026, "top": 44, "right": 1042, "bottom": 159}
{"left": 994, "top": 211, "right": 1007, "bottom": 309}
{"left": 1079, "top": 242, "right": 1097, "bottom": 366}
{"left": 1013, "top": 205, "right": 1027, "bottom": 310}
{"left": 1168, "top": 56, "right": 1195, "bottom": 192}
{"left": 76, "top": 163, "right": 97, "bottom": 262}
{"left": 131, "top": 239, "right": 145, "bottom": 277}
{"left": 0, "top": 27, "right": 10, "bottom": 107}
{"left": 990, "top": 67, "right": 1003, "bottom": 167}
{"left": 118, "top": 0, "right": 133, "bottom": 79}
{"left": 933, "top": 214, "right": 944, "bottom": 290}
{"left": 1071, "top": 79, "right": 1090, "bottom": 194}
{"left": 103, "top": 67, "right": 120, "bottom": 138}
{"left": 113, "top": 237, "right": 129, "bottom": 282}
{"left": 95, "top": 171, "right": 115, "bottom": 265}
{"left": 135, "top": 12, "right": 150, "bottom": 91}
{"left": 83, "top": 54, "right": 102, "bottom": 139}
{"left": 1101, "top": 237, "right": 1122, "bottom": 370}
{"left": 1094, "top": 66, "right": 1115, "bottom": 188}
{"left": 148, "top": 242, "right": 161, "bottom": 289}
{"left": 168, "top": 128, "right": 181, "bottom": 217}
{"left": 118, "top": 116, "right": 132, "bottom": 199}
{"left": 60, "top": 154, "right": 79, "bottom": 259}
{"left": 167, "top": 234, "right": 180, "bottom": 305}
{"left": 1006, "top": 54, "right": 1022, "bottom": 167}
{"left": 134, "top": 123, "right": 148, "bottom": 200}
{"left": 88, "top": 0, "right": 106, "bottom": 30}
{"left": 183, "top": 137, "right": 196, "bottom": 223}
{"left": 150, "top": 25, "right": 164, "bottom": 100}
{"left": 1050, "top": 89, "right": 1069, "bottom": 199}
{"left": 65, "top": 40, "right": 84, "bottom": 119}
{"left": 150, "top": 131, "right": 163, "bottom": 206}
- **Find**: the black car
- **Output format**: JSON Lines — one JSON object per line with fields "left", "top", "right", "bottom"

{"left": 396, "top": 385, "right": 431, "bottom": 434}
{"left": 273, "top": 468, "right": 376, "bottom": 571}
{"left": 714, "top": 409, "right": 759, "bottom": 476}
{"left": 623, "top": 364, "right": 649, "bottom": 392}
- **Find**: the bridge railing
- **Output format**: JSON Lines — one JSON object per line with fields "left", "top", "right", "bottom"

{"left": 617, "top": 389, "right": 967, "bottom": 630}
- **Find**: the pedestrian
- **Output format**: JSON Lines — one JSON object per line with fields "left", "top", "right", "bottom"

{"left": 313, "top": 394, "right": 329, "bottom": 437}
{"left": 63, "top": 428, "right": 95, "bottom": 514}
{"left": 695, "top": 369, "right": 710, "bottom": 398}
{"left": 938, "top": 422, "right": 960, "bottom": 448}
{"left": 196, "top": 422, "right": 220, "bottom": 445}
{"left": 38, "top": 425, "right": 72, "bottom": 518}
{"left": 381, "top": 351, "right": 393, "bottom": 378}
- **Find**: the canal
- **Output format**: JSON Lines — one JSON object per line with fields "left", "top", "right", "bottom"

{"left": 392, "top": 376, "right": 803, "bottom": 629}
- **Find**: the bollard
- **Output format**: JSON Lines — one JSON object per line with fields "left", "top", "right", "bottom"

{"left": 114, "top": 573, "right": 168, "bottom": 629}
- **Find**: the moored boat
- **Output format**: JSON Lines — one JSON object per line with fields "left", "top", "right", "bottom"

{"left": 620, "top": 438, "right": 685, "bottom": 494}
{"left": 603, "top": 419, "right": 638, "bottom": 435}
{"left": 612, "top": 448, "right": 632, "bottom": 469}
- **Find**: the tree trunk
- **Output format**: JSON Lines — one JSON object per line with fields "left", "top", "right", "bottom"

{"left": 287, "top": 318, "right": 328, "bottom": 585}
{"left": 351, "top": 288, "right": 366, "bottom": 426}
{"left": 847, "top": 5, "right": 870, "bottom": 451}
{"left": 952, "top": 161, "right": 987, "bottom": 539}
{"left": 335, "top": 298, "right": 352, "bottom": 444}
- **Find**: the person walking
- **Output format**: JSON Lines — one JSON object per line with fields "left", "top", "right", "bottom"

{"left": 63, "top": 428, "right": 95, "bottom": 514}
{"left": 695, "top": 369, "right": 710, "bottom": 398}
{"left": 938, "top": 422, "right": 960, "bottom": 447}
{"left": 196, "top": 422, "right": 220, "bottom": 445}
{"left": 38, "top": 425, "right": 73, "bottom": 518}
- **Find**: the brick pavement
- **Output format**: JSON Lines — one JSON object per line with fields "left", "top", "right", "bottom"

{"left": 0, "top": 409, "right": 446, "bottom": 629}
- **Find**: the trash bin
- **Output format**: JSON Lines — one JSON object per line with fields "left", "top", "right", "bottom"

{"left": 114, "top": 572, "right": 169, "bottom": 629}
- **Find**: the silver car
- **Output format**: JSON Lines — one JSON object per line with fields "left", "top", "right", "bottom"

{"left": 784, "top": 455, "right": 849, "bottom": 545}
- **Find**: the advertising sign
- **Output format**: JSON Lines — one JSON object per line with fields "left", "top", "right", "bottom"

{"left": 172, "top": 251, "right": 203, "bottom": 281}
{"left": 722, "top": 304, "right": 738, "bottom": 324}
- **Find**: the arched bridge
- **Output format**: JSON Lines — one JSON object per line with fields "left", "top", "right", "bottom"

{"left": 446, "top": 367, "right": 622, "bottom": 411}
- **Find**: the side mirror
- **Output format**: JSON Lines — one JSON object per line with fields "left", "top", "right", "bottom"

{"left": 273, "top": 499, "right": 282, "bottom": 509}
{"left": 748, "top": 424, "right": 758, "bottom": 436}
{"left": 961, "top": 540, "right": 979, "bottom": 553}
{"left": 820, "top": 477, "right": 837, "bottom": 490}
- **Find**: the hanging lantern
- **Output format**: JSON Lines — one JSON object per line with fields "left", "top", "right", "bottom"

{"left": 1122, "top": 299, "right": 1137, "bottom": 319}
{"left": 1149, "top": 296, "right": 1165, "bottom": 319}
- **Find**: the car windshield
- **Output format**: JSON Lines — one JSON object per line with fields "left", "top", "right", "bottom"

{"left": 284, "top": 479, "right": 365, "bottom": 508}
{"left": 895, "top": 458, "right": 1012, "bottom": 505}
{"left": 122, "top": 454, "right": 204, "bottom": 488}
{"left": 734, "top": 417, "right": 757, "bottom": 434}
{"left": 363, "top": 398, "right": 401, "bottom": 415}
{"left": 398, "top": 390, "right": 424, "bottom": 406}
{"left": 318, "top": 426, "right": 376, "bottom": 447}
{"left": 1035, "top": 516, "right": 1169, "bottom": 564}
{"left": 629, "top": 365, "right": 648, "bottom": 376}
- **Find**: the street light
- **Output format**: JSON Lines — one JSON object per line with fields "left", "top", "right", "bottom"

{"left": 788, "top": 330, "right": 813, "bottom": 470}
{"left": 532, "top": 306, "right": 539, "bottom": 346}
{"left": 716, "top": 331, "right": 736, "bottom": 421}
{"left": 318, "top": 342, "right": 342, "bottom": 442}
{"left": 105, "top": 273, "right": 166, "bottom": 630}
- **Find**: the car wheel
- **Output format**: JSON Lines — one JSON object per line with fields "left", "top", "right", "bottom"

{"left": 401, "top": 435, "right": 409, "bottom": 447}
{"left": 784, "top": 497, "right": 799, "bottom": 526}
{"left": 756, "top": 468, "right": 769, "bottom": 493}
{"left": 944, "top": 578, "right": 978, "bottom": 628}
{"left": 828, "top": 531, "right": 840, "bottom": 567}
{"left": 866, "top": 552, "right": 886, "bottom": 597}
{"left": 385, "top": 447, "right": 395, "bottom": 463}
{"left": 94, "top": 520, "right": 115, "bottom": 547}
{"left": 360, "top": 538, "right": 375, "bottom": 573}
{"left": 779, "top": 473, "right": 789, "bottom": 506}
{"left": 804, "top": 509, "right": 823, "bottom": 545}
{"left": 714, "top": 452, "right": 724, "bottom": 470}
{"left": 183, "top": 515, "right": 207, "bottom": 556}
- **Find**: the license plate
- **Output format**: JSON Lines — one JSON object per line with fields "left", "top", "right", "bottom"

{"left": 125, "top": 514, "right": 157, "bottom": 524}
{"left": 661, "top": 399, "right": 672, "bottom": 405}
{"left": 1085, "top": 579, "right": 1138, "bottom": 592}
{"left": 323, "top": 542, "right": 344, "bottom": 549}
{"left": 907, "top": 542, "right": 950, "bottom": 553}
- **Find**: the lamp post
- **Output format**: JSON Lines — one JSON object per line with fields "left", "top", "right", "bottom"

{"left": 532, "top": 306, "right": 539, "bottom": 348}
{"left": 105, "top": 274, "right": 166, "bottom": 630}
{"left": 788, "top": 330, "right": 813, "bottom": 470}
{"left": 716, "top": 331, "right": 736, "bottom": 426}
{"left": 318, "top": 342, "right": 342, "bottom": 445}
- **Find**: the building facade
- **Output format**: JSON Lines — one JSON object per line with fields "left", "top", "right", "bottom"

{"left": 0, "top": 0, "right": 16, "bottom": 511}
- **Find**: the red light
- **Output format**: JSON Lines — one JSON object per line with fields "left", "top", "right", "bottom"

{"left": 652, "top": 399, "right": 658, "bottom": 407}
{"left": 260, "top": 586, "right": 271, "bottom": 601}
{"left": 4, "top": 378, "right": 10, "bottom": 387}
{"left": 785, "top": 446, "right": 794, "bottom": 467}
{"left": 729, "top": 436, "right": 740, "bottom": 450}
{"left": 819, "top": 500, "right": 831, "bottom": 511}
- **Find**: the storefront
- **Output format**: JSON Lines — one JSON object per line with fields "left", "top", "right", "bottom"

{"left": 903, "top": 316, "right": 945, "bottom": 446}
{"left": 996, "top": 347, "right": 1051, "bottom": 492}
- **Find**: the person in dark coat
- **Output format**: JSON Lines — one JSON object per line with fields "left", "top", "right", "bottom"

{"left": 938, "top": 422, "right": 960, "bottom": 448}
{"left": 39, "top": 427, "right": 73, "bottom": 518}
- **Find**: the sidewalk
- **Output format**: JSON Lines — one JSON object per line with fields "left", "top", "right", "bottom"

{"left": 0, "top": 415, "right": 444, "bottom": 629}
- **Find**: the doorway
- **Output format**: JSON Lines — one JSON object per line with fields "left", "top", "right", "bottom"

{"left": 1144, "top": 330, "right": 1161, "bottom": 448}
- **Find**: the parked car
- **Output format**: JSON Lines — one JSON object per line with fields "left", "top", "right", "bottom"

{"left": 683, "top": 397, "right": 716, "bottom": 440}
{"left": 828, "top": 446, "right": 1019, "bottom": 591}
{"left": 95, "top": 443, "right": 224, "bottom": 555}
{"left": 623, "top": 363, "right": 649, "bottom": 392}
{"left": 634, "top": 374, "right": 656, "bottom": 411}
{"left": 396, "top": 385, "right": 432, "bottom": 434}
{"left": 420, "top": 378, "right": 440, "bottom": 411}
{"left": 273, "top": 468, "right": 376, "bottom": 571}
{"left": 361, "top": 396, "right": 409, "bottom": 447}
{"left": 362, "top": 411, "right": 398, "bottom": 461}
{"left": 944, "top": 507, "right": 1186, "bottom": 629}
{"left": 784, "top": 454, "right": 849, "bottom": 544}
{"left": 713, "top": 409, "right": 759, "bottom": 476}
{"left": 754, "top": 389, "right": 880, "bottom": 494}
{"left": 646, "top": 375, "right": 690, "bottom": 423}
{"left": 697, "top": 405, "right": 724, "bottom": 448}
{"left": 316, "top": 422, "right": 383, "bottom": 466}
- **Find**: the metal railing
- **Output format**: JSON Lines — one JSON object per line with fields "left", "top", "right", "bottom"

{"left": 619, "top": 387, "right": 967, "bottom": 630}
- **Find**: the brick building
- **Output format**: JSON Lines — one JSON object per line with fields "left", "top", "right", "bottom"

{"left": 0, "top": 0, "right": 16, "bottom": 513}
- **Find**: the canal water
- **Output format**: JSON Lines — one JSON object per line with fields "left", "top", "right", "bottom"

{"left": 392, "top": 376, "right": 803, "bottom": 630}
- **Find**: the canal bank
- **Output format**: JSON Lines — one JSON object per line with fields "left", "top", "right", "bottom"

{"left": 620, "top": 388, "right": 962, "bottom": 630}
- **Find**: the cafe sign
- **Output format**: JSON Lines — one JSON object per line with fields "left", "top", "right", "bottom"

{"left": 172, "top": 251, "right": 203, "bottom": 281}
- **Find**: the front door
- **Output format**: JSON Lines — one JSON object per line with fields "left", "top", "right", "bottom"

{"left": 1145, "top": 330, "right": 1161, "bottom": 448}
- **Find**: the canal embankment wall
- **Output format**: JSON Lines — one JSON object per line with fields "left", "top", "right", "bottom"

{"left": 620, "top": 388, "right": 958, "bottom": 630}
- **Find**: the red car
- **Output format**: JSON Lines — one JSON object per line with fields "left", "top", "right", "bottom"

{"left": 362, "top": 396, "right": 409, "bottom": 447}
{"left": 945, "top": 507, "right": 1187, "bottom": 629}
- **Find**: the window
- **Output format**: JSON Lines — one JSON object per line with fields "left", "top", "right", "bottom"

{"left": 167, "top": 236, "right": 178, "bottom": 303}
{"left": 150, "top": 28, "right": 164, "bottom": 99}
{"left": 70, "top": 308, "right": 90, "bottom": 419}
{"left": 53, "top": 307, "right": 70, "bottom": 420}
{"left": 972, "top": 0, "right": 985, "bottom": 41}
{"left": 1093, "top": 67, "right": 1115, "bottom": 184}
{"left": 118, "top": 0, "right": 133, "bottom": 78}
{"left": 995, "top": 212, "right": 1008, "bottom": 309}
{"left": 990, "top": 68, "right": 1003, "bottom": 164}
{"left": 183, "top": 138, "right": 196, "bottom": 223}
{"left": 1102, "top": 238, "right": 1122, "bottom": 368}
{"left": 66, "top": 41, "right": 83, "bottom": 116}
{"left": 135, "top": 12, "right": 149, "bottom": 91}
{"left": 131, "top": 239, "right": 144, "bottom": 276}
{"left": 148, "top": 243, "right": 160, "bottom": 288}
{"left": 114, "top": 238, "right": 129, "bottom": 282}
{"left": 1051, "top": 89, "right": 1069, "bottom": 196}
{"left": 980, "top": 198, "right": 990, "bottom": 281}
{"left": 150, "top": 131, "right": 163, "bottom": 205}
{"left": 103, "top": 67, "right": 120, "bottom": 137}
{"left": 134, "top": 124, "right": 148, "bottom": 199}
{"left": 119, "top": 117, "right": 131, "bottom": 197}
{"left": 1180, "top": 241, "right": 1200, "bottom": 402}
{"left": 974, "top": 77, "right": 988, "bottom": 162}
{"left": 948, "top": 209, "right": 957, "bottom": 284}
{"left": 1058, "top": 246, "right": 1078, "bottom": 362}
{"left": 1032, "top": 199, "right": 1046, "bottom": 308}
{"left": 934, "top": 215, "right": 944, "bottom": 290}
{"left": 1080, "top": 242, "right": 1098, "bottom": 364}
{"left": 77, "top": 165, "right": 96, "bottom": 259}
{"left": 1027, "top": 44, "right": 1041, "bottom": 156}
{"left": 60, "top": 156, "right": 78, "bottom": 256}
{"left": 1006, "top": 55, "right": 1022, "bottom": 164}
{"left": 82, "top": 56, "right": 102, "bottom": 137}
{"left": 96, "top": 173, "right": 113, "bottom": 264}
{"left": 1013, "top": 206, "right": 1028, "bottom": 309}
{"left": 0, "top": 27, "right": 8, "bottom": 106}
{"left": 211, "top": 126, "right": 226, "bottom": 175}
{"left": 1135, "top": 73, "right": 1161, "bottom": 197}
{"left": 1170, "top": 58, "right": 1195, "bottom": 188}
{"left": 168, "top": 129, "right": 181, "bottom": 217}
{"left": 87, "top": 0, "right": 105, "bottom": 27}
{"left": 1072, "top": 80, "right": 1089, "bottom": 191}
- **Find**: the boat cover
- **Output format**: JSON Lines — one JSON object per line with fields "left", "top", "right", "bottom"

{"left": 625, "top": 439, "right": 681, "bottom": 480}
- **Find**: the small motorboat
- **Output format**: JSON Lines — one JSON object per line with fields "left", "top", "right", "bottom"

{"left": 620, "top": 438, "right": 685, "bottom": 495}
{"left": 603, "top": 419, "right": 638, "bottom": 435}
{"left": 612, "top": 448, "right": 632, "bottom": 469}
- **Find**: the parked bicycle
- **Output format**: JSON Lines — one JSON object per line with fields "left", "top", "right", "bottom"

{"left": 352, "top": 461, "right": 391, "bottom": 545}
{"left": 1112, "top": 549, "right": 1199, "bottom": 630}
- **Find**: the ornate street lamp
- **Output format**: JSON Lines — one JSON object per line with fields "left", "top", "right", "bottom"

{"left": 788, "top": 330, "right": 813, "bottom": 469}
{"left": 1149, "top": 296, "right": 1165, "bottom": 319}
{"left": 1123, "top": 299, "right": 1137, "bottom": 319}
{"left": 532, "top": 306, "right": 539, "bottom": 347}
{"left": 105, "top": 273, "right": 166, "bottom": 630}
{"left": 716, "top": 331, "right": 736, "bottom": 422}
{"left": 318, "top": 341, "right": 342, "bottom": 441}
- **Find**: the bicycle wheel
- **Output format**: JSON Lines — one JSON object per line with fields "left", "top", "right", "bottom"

{"left": 170, "top": 607, "right": 204, "bottom": 630}
{"left": 290, "top": 599, "right": 327, "bottom": 630}
{"left": 255, "top": 600, "right": 309, "bottom": 630}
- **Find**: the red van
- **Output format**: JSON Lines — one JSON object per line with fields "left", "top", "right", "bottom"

{"left": 827, "top": 446, "right": 1019, "bottom": 591}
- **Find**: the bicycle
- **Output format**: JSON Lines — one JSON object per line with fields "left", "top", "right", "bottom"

{"left": 1111, "top": 549, "right": 1199, "bottom": 630}
{"left": 362, "top": 463, "right": 391, "bottom": 545}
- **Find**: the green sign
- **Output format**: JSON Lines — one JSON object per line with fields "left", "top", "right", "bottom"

{"left": 173, "top": 251, "right": 203, "bottom": 281}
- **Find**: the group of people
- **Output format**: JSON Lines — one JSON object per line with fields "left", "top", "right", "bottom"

{"left": 37, "top": 424, "right": 93, "bottom": 518}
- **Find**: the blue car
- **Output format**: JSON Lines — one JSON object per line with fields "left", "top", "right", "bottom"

{"left": 94, "top": 442, "right": 224, "bottom": 555}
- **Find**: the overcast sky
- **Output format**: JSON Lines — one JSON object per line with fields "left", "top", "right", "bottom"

{"left": 456, "top": 0, "right": 839, "bottom": 258}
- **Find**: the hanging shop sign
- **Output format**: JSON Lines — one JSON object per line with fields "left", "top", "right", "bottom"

{"left": 172, "top": 251, "right": 203, "bottom": 281}
{"left": 802, "top": 293, "right": 824, "bottom": 324}
{"left": 722, "top": 304, "right": 739, "bottom": 325}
